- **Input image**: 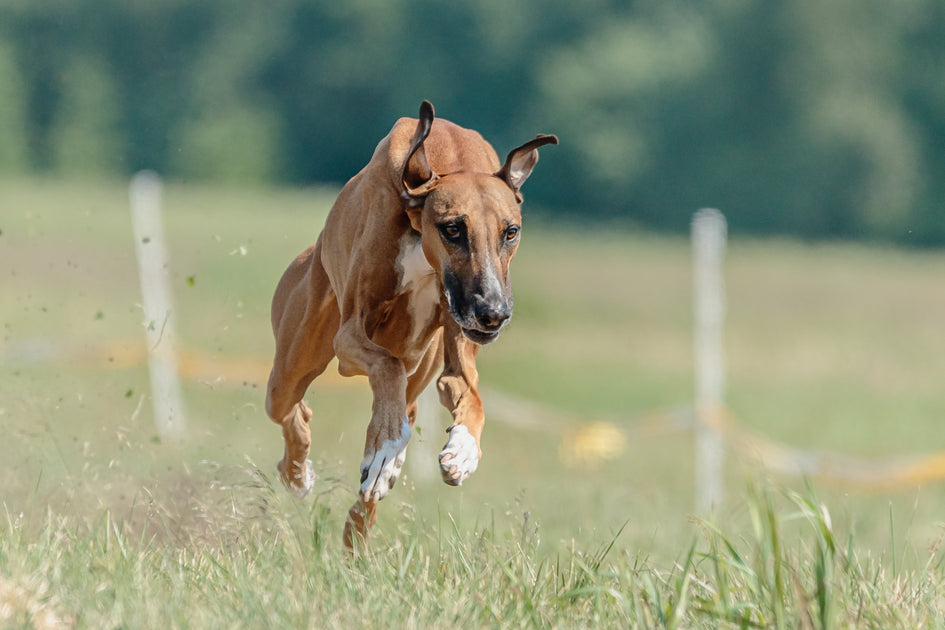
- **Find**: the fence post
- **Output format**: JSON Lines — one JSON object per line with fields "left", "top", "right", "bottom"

{"left": 692, "top": 208, "right": 727, "bottom": 512}
{"left": 409, "top": 384, "right": 443, "bottom": 483}
{"left": 130, "top": 171, "right": 186, "bottom": 440}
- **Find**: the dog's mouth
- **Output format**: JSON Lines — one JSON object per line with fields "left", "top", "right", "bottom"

{"left": 443, "top": 275, "right": 510, "bottom": 345}
{"left": 460, "top": 326, "right": 501, "bottom": 345}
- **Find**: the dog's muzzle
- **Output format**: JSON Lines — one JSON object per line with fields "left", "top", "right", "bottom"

{"left": 444, "top": 271, "right": 512, "bottom": 345}
{"left": 461, "top": 302, "right": 511, "bottom": 344}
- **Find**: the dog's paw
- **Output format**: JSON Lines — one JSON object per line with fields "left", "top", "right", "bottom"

{"left": 278, "top": 457, "right": 316, "bottom": 499}
{"left": 359, "top": 418, "right": 411, "bottom": 503}
{"left": 439, "top": 425, "right": 480, "bottom": 486}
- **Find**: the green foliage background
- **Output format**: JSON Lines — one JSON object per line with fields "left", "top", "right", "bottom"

{"left": 2, "top": 0, "right": 944, "bottom": 243}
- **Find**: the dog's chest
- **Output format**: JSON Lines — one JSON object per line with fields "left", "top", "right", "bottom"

{"left": 396, "top": 236, "right": 440, "bottom": 326}
{"left": 369, "top": 235, "right": 440, "bottom": 370}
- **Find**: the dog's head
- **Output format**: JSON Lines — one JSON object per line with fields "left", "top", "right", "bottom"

{"left": 399, "top": 101, "right": 557, "bottom": 345}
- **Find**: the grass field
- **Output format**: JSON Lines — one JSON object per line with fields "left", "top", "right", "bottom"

{"left": 3, "top": 176, "right": 945, "bottom": 627}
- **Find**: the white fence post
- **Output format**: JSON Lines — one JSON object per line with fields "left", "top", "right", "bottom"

{"left": 692, "top": 208, "right": 727, "bottom": 513}
{"left": 130, "top": 171, "right": 186, "bottom": 440}
{"left": 409, "top": 384, "right": 443, "bottom": 483}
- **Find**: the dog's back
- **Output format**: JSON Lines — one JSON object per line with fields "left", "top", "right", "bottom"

{"left": 353, "top": 117, "right": 504, "bottom": 201}
{"left": 397, "top": 117, "right": 501, "bottom": 176}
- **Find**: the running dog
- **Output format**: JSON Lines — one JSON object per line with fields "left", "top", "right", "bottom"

{"left": 265, "top": 101, "right": 556, "bottom": 547}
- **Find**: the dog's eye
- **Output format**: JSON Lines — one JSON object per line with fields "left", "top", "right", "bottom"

{"left": 504, "top": 226, "right": 520, "bottom": 241}
{"left": 440, "top": 223, "right": 462, "bottom": 241}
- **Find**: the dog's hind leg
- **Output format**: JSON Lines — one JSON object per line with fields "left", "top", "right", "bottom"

{"left": 273, "top": 401, "right": 316, "bottom": 498}
{"left": 343, "top": 496, "right": 377, "bottom": 551}
{"left": 266, "top": 241, "right": 340, "bottom": 498}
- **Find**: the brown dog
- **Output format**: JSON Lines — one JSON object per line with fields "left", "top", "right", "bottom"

{"left": 265, "top": 101, "right": 556, "bottom": 547}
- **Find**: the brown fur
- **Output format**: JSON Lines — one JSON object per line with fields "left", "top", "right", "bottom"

{"left": 265, "top": 101, "right": 556, "bottom": 548}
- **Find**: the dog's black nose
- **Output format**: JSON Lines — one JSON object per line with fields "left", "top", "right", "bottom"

{"left": 475, "top": 304, "right": 511, "bottom": 331}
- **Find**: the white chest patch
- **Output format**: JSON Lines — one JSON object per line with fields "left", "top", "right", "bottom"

{"left": 396, "top": 235, "right": 440, "bottom": 331}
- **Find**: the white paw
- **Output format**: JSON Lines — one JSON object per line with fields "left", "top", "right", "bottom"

{"left": 439, "top": 425, "right": 479, "bottom": 486}
{"left": 359, "top": 419, "right": 411, "bottom": 502}
{"left": 280, "top": 458, "right": 315, "bottom": 499}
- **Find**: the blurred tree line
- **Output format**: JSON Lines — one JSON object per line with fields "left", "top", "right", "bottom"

{"left": 1, "top": 0, "right": 943, "bottom": 244}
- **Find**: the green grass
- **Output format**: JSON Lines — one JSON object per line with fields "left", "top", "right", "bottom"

{"left": 4, "top": 476, "right": 945, "bottom": 628}
{"left": 3, "top": 176, "right": 945, "bottom": 627}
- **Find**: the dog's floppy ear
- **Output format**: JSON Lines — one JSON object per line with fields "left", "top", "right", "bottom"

{"left": 400, "top": 100, "right": 440, "bottom": 209}
{"left": 496, "top": 134, "right": 558, "bottom": 202}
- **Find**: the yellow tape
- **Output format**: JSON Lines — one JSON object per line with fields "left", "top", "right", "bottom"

{"left": 10, "top": 337, "right": 945, "bottom": 490}
{"left": 556, "top": 402, "right": 945, "bottom": 490}
{"left": 702, "top": 405, "right": 945, "bottom": 491}
{"left": 2, "top": 338, "right": 355, "bottom": 388}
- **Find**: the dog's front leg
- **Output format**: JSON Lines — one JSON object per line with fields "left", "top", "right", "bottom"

{"left": 333, "top": 320, "right": 411, "bottom": 504}
{"left": 436, "top": 320, "right": 485, "bottom": 486}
